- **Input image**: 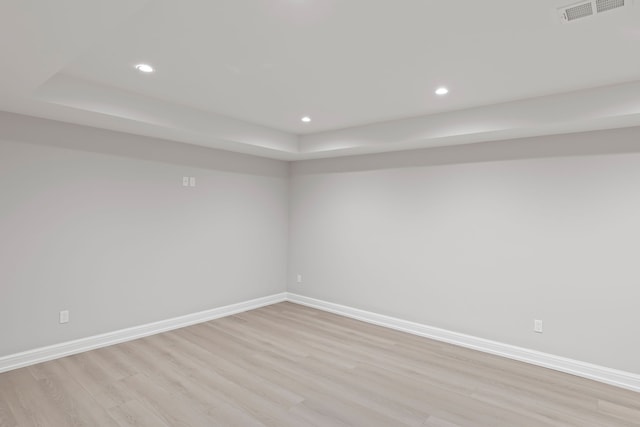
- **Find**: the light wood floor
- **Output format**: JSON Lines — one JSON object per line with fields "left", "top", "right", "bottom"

{"left": 1, "top": 302, "right": 639, "bottom": 427}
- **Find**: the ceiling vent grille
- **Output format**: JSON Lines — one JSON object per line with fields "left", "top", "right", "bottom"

{"left": 564, "top": 2, "right": 594, "bottom": 20}
{"left": 558, "top": 0, "right": 630, "bottom": 22}
{"left": 596, "top": 0, "right": 625, "bottom": 12}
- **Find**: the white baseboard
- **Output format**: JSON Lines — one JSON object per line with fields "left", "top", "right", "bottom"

{"left": 0, "top": 293, "right": 287, "bottom": 374}
{"left": 286, "top": 293, "right": 640, "bottom": 393}
{"left": 3, "top": 291, "right": 638, "bottom": 393}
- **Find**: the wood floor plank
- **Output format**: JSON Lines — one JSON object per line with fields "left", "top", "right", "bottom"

{"left": 599, "top": 400, "right": 640, "bottom": 424}
{"left": 90, "top": 376, "right": 140, "bottom": 410}
{"left": 0, "top": 387, "right": 18, "bottom": 427}
{"left": 1, "top": 301, "right": 639, "bottom": 427}
{"left": 423, "top": 416, "right": 462, "bottom": 427}
{"left": 118, "top": 373, "right": 219, "bottom": 427}
{"left": 0, "top": 369, "right": 66, "bottom": 427}
{"left": 107, "top": 400, "right": 171, "bottom": 427}
{"left": 28, "top": 360, "right": 120, "bottom": 426}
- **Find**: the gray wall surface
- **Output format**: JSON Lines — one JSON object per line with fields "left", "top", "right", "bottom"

{"left": 0, "top": 113, "right": 289, "bottom": 357}
{"left": 3, "top": 111, "right": 640, "bottom": 377}
{"left": 289, "top": 127, "right": 640, "bottom": 375}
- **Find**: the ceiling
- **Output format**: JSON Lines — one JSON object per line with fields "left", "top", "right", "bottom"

{"left": 2, "top": 0, "right": 640, "bottom": 160}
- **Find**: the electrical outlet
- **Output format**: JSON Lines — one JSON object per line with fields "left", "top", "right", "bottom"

{"left": 296, "top": 274, "right": 303, "bottom": 284}
{"left": 189, "top": 177, "right": 196, "bottom": 187}
{"left": 182, "top": 176, "right": 190, "bottom": 187}
{"left": 59, "top": 310, "right": 69, "bottom": 324}
{"left": 534, "top": 319, "right": 543, "bottom": 333}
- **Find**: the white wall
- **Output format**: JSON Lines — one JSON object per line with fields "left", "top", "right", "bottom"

{"left": 289, "top": 127, "right": 640, "bottom": 375}
{"left": 3, "top": 111, "right": 640, "bottom": 377}
{"left": 0, "top": 113, "right": 289, "bottom": 357}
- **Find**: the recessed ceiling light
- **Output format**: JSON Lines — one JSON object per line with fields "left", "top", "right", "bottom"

{"left": 135, "top": 64, "right": 154, "bottom": 73}
{"left": 435, "top": 87, "right": 449, "bottom": 96}
{"left": 301, "top": 116, "right": 311, "bottom": 123}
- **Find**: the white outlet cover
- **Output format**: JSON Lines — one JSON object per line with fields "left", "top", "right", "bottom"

{"left": 59, "top": 310, "right": 69, "bottom": 324}
{"left": 534, "top": 319, "right": 543, "bottom": 333}
{"left": 182, "top": 176, "right": 190, "bottom": 186}
{"left": 189, "top": 177, "right": 196, "bottom": 187}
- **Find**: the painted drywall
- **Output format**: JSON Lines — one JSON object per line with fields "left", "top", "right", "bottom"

{"left": 289, "top": 127, "right": 640, "bottom": 375}
{"left": 0, "top": 113, "right": 289, "bottom": 357}
{"left": 3, "top": 110, "right": 640, "bottom": 378}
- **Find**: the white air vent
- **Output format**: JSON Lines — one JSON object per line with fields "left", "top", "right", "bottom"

{"left": 596, "top": 0, "right": 625, "bottom": 12}
{"left": 558, "top": 0, "right": 630, "bottom": 23}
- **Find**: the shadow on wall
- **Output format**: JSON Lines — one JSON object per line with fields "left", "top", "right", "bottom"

{"left": 293, "top": 126, "right": 640, "bottom": 174}
{"left": 0, "top": 112, "right": 287, "bottom": 178}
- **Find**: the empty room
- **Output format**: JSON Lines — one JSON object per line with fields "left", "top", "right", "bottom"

{"left": 1, "top": 0, "right": 640, "bottom": 426}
